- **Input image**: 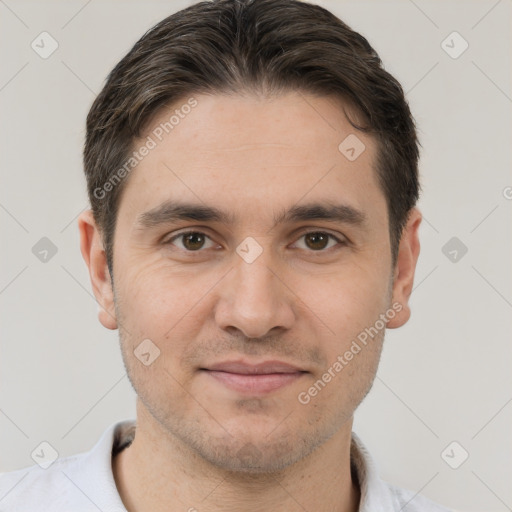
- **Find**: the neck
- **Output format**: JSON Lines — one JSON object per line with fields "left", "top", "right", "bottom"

{"left": 113, "top": 404, "right": 360, "bottom": 512}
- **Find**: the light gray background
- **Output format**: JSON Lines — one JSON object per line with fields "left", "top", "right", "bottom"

{"left": 1, "top": 1, "right": 511, "bottom": 511}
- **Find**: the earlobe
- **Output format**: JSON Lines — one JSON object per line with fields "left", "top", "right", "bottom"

{"left": 387, "top": 208, "right": 422, "bottom": 329}
{"left": 78, "top": 210, "right": 118, "bottom": 330}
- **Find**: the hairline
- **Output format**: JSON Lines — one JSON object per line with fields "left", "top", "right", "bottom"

{"left": 102, "top": 88, "right": 401, "bottom": 279}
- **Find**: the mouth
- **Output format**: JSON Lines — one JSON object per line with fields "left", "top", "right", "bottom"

{"left": 199, "top": 360, "right": 308, "bottom": 395}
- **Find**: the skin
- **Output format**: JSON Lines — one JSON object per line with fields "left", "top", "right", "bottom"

{"left": 79, "top": 91, "right": 421, "bottom": 512}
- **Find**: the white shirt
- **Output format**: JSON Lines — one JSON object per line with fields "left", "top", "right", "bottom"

{"left": 0, "top": 419, "right": 451, "bottom": 511}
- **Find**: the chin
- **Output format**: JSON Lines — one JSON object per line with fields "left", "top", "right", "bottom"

{"left": 188, "top": 423, "right": 329, "bottom": 474}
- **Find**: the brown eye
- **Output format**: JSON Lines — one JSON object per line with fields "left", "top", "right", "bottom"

{"left": 304, "top": 232, "right": 330, "bottom": 250}
{"left": 181, "top": 232, "right": 206, "bottom": 250}
{"left": 293, "top": 231, "right": 344, "bottom": 252}
{"left": 167, "top": 231, "right": 216, "bottom": 251}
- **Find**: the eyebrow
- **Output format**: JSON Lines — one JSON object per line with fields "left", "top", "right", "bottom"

{"left": 274, "top": 203, "right": 366, "bottom": 228}
{"left": 135, "top": 200, "right": 367, "bottom": 230}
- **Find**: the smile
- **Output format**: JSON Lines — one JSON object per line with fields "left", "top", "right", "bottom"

{"left": 203, "top": 370, "right": 305, "bottom": 394}
{"left": 200, "top": 359, "right": 308, "bottom": 395}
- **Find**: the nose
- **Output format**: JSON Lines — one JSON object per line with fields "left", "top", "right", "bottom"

{"left": 214, "top": 252, "right": 296, "bottom": 339}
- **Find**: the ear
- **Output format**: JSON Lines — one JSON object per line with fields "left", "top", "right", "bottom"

{"left": 78, "top": 210, "right": 118, "bottom": 330}
{"left": 387, "top": 208, "right": 422, "bottom": 329}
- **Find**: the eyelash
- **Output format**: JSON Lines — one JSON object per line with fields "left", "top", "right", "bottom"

{"left": 164, "top": 230, "right": 346, "bottom": 253}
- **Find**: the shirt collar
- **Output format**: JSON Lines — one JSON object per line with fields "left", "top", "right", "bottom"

{"left": 350, "top": 431, "right": 399, "bottom": 511}
{"left": 83, "top": 419, "right": 399, "bottom": 511}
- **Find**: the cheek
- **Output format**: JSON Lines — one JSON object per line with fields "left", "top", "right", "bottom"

{"left": 115, "top": 264, "right": 203, "bottom": 414}
{"left": 299, "top": 259, "right": 390, "bottom": 408}
{"left": 293, "top": 261, "right": 391, "bottom": 340}
{"left": 116, "top": 258, "right": 220, "bottom": 367}
{"left": 316, "top": 331, "right": 384, "bottom": 416}
{"left": 118, "top": 257, "right": 190, "bottom": 325}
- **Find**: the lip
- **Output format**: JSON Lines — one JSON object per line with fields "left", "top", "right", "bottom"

{"left": 200, "top": 359, "right": 307, "bottom": 395}
{"left": 204, "top": 360, "right": 305, "bottom": 374}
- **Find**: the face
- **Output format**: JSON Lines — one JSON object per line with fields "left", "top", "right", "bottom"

{"left": 80, "top": 91, "right": 420, "bottom": 473}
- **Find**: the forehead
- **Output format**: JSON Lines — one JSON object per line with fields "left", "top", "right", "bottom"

{"left": 144, "top": 91, "right": 370, "bottom": 161}
{"left": 117, "top": 91, "right": 385, "bottom": 226}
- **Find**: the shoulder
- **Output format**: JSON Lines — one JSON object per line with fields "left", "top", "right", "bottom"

{"left": 386, "top": 482, "right": 453, "bottom": 512}
{"left": 0, "top": 419, "right": 133, "bottom": 512}
{"left": 350, "top": 432, "right": 453, "bottom": 512}
{"left": 0, "top": 454, "right": 90, "bottom": 511}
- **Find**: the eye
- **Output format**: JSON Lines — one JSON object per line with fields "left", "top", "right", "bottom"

{"left": 166, "top": 231, "right": 217, "bottom": 251}
{"left": 293, "top": 231, "right": 344, "bottom": 251}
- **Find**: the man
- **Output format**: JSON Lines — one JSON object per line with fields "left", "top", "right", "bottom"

{"left": 0, "top": 0, "right": 451, "bottom": 510}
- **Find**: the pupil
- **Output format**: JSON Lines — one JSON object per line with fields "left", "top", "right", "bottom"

{"left": 184, "top": 233, "right": 204, "bottom": 250}
{"left": 305, "top": 233, "right": 328, "bottom": 250}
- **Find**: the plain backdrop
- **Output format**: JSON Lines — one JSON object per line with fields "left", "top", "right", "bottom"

{"left": 1, "top": 1, "right": 511, "bottom": 511}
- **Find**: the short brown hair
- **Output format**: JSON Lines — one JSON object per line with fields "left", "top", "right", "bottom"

{"left": 84, "top": 0, "right": 420, "bottom": 275}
